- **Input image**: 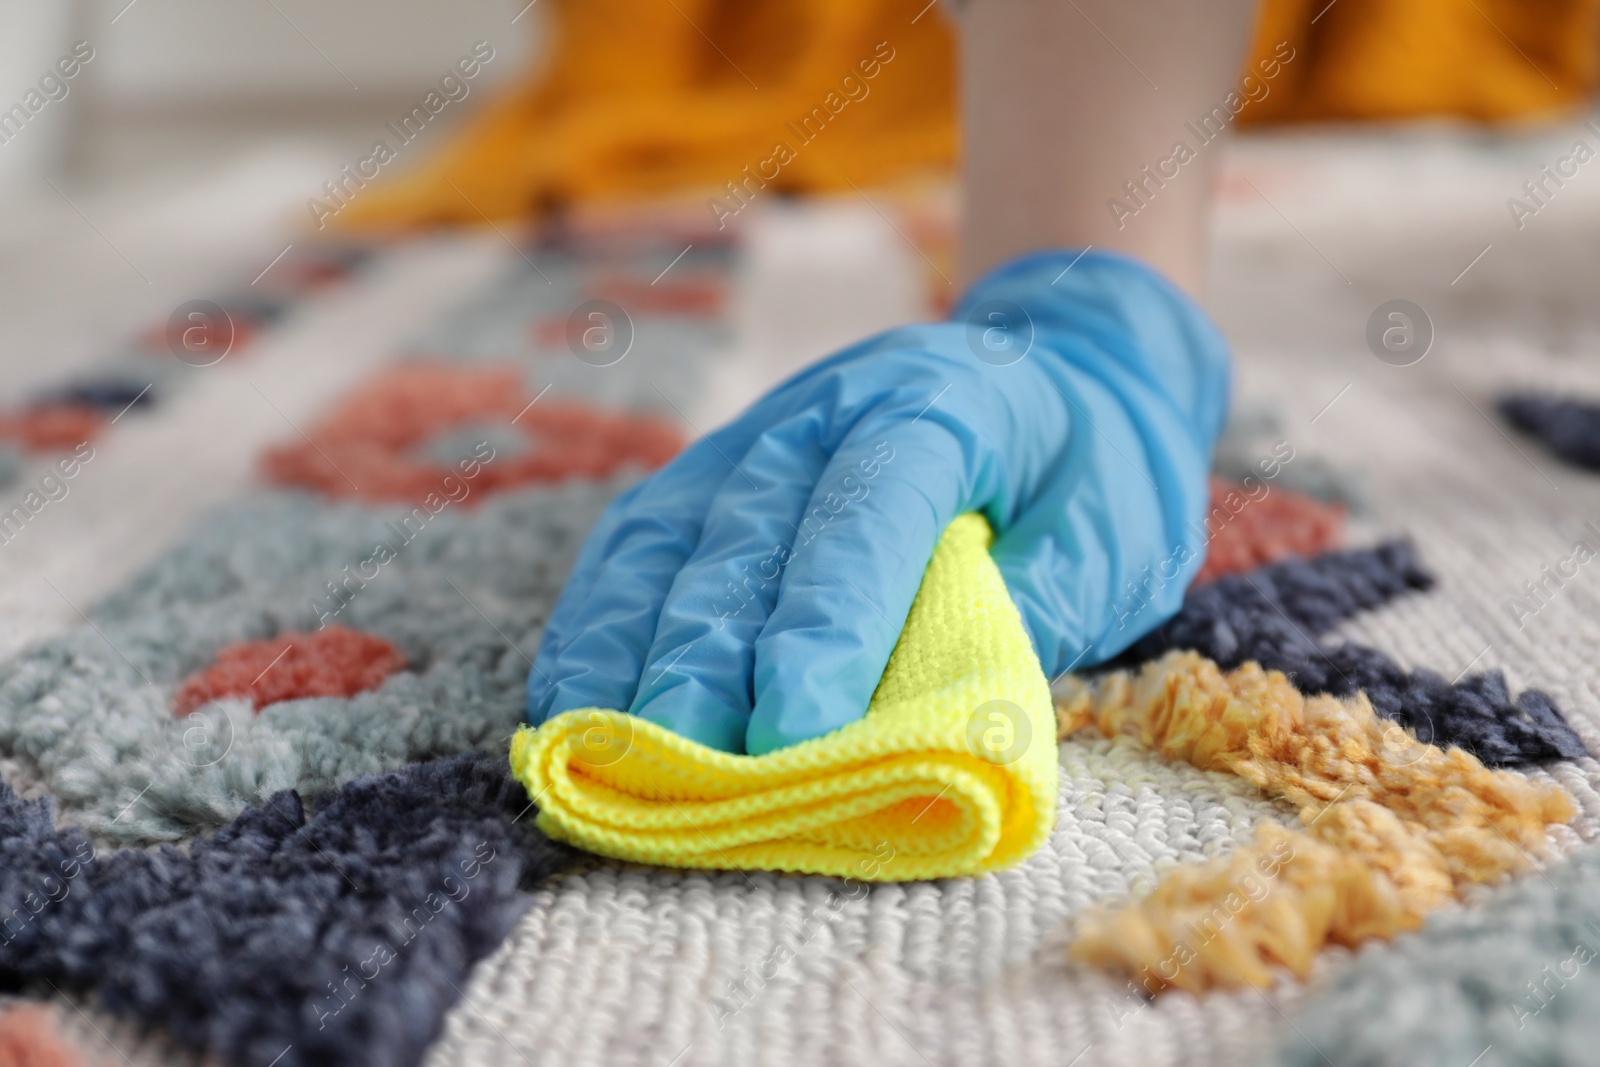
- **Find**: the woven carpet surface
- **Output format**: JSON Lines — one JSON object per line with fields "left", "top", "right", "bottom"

{"left": 4, "top": 127, "right": 1600, "bottom": 1067}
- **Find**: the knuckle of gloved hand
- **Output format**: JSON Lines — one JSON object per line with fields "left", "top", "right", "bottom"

{"left": 889, "top": 348, "right": 989, "bottom": 400}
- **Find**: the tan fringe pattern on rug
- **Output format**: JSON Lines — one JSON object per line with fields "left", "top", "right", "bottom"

{"left": 1057, "top": 651, "right": 1574, "bottom": 992}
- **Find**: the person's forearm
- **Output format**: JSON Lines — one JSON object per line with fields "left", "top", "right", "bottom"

{"left": 958, "top": 0, "right": 1259, "bottom": 296}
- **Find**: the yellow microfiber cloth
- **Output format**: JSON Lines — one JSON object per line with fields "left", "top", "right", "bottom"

{"left": 509, "top": 513, "right": 1058, "bottom": 881}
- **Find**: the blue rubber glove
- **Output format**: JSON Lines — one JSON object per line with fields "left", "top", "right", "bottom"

{"left": 527, "top": 249, "right": 1230, "bottom": 755}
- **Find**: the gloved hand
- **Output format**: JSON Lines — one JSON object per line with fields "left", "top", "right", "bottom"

{"left": 527, "top": 249, "right": 1231, "bottom": 755}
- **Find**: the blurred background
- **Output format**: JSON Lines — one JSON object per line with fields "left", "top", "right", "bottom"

{"left": 2, "top": 0, "right": 1599, "bottom": 388}
{"left": 0, "top": 0, "right": 535, "bottom": 395}
{"left": 4, "top": 0, "right": 1600, "bottom": 385}
{"left": 3, "top": 0, "right": 1600, "bottom": 650}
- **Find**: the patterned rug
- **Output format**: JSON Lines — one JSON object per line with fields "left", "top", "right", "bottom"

{"left": 5, "top": 128, "right": 1600, "bottom": 1067}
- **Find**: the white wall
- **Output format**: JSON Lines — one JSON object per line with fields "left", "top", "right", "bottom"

{"left": 81, "top": 0, "right": 538, "bottom": 107}
{"left": 0, "top": 1, "right": 77, "bottom": 185}
{"left": 0, "top": 0, "right": 541, "bottom": 191}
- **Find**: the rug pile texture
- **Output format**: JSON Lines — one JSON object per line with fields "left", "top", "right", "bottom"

{"left": 3, "top": 193, "right": 1600, "bottom": 1067}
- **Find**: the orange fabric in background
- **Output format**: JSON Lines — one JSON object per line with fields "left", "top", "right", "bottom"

{"left": 338, "top": 0, "right": 1600, "bottom": 230}
{"left": 1243, "top": 0, "right": 1600, "bottom": 123}
{"left": 337, "top": 0, "right": 955, "bottom": 228}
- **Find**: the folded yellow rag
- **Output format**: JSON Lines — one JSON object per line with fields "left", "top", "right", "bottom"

{"left": 510, "top": 514, "right": 1058, "bottom": 881}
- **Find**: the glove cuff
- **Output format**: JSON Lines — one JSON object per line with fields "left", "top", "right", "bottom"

{"left": 950, "top": 247, "right": 1232, "bottom": 451}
